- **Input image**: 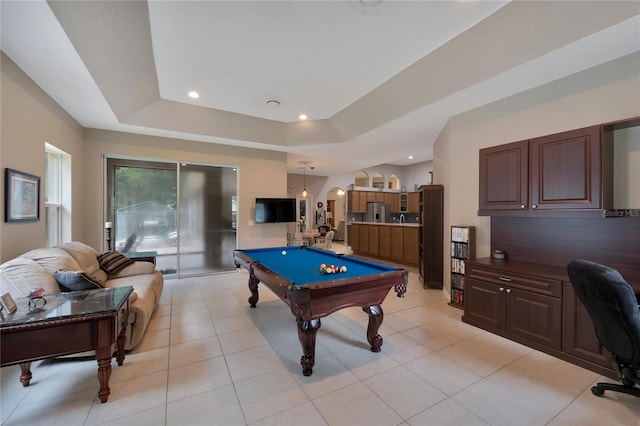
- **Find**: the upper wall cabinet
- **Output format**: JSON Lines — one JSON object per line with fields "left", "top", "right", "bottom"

{"left": 478, "top": 125, "right": 613, "bottom": 216}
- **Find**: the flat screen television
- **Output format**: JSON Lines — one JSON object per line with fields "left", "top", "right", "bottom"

{"left": 255, "top": 198, "right": 297, "bottom": 224}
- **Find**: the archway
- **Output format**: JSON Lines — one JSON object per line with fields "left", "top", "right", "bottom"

{"left": 372, "top": 172, "right": 385, "bottom": 189}
{"left": 354, "top": 170, "right": 368, "bottom": 187}
{"left": 326, "top": 187, "right": 346, "bottom": 240}
{"left": 389, "top": 174, "right": 400, "bottom": 190}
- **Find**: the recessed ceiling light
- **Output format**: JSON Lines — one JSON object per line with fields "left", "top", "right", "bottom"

{"left": 299, "top": 114, "right": 308, "bottom": 120}
{"left": 408, "top": 155, "right": 414, "bottom": 160}
{"left": 188, "top": 91, "right": 199, "bottom": 99}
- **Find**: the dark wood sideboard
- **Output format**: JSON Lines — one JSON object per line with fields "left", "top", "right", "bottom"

{"left": 465, "top": 117, "right": 640, "bottom": 379}
{"left": 463, "top": 214, "right": 640, "bottom": 380}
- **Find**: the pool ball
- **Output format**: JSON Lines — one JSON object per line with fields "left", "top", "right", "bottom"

{"left": 281, "top": 250, "right": 287, "bottom": 255}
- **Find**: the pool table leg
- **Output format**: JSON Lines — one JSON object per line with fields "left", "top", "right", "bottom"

{"left": 297, "top": 318, "right": 321, "bottom": 376}
{"left": 247, "top": 274, "right": 260, "bottom": 307}
{"left": 363, "top": 305, "right": 384, "bottom": 352}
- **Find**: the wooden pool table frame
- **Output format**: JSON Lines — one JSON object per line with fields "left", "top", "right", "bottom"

{"left": 234, "top": 248, "right": 408, "bottom": 376}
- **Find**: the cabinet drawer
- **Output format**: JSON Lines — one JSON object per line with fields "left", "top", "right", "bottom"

{"left": 466, "top": 265, "right": 561, "bottom": 297}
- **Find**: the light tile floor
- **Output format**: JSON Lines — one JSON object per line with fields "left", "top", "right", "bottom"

{"left": 2, "top": 249, "right": 640, "bottom": 425}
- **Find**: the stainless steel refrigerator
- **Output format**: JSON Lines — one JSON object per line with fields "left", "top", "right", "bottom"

{"left": 365, "top": 202, "right": 386, "bottom": 223}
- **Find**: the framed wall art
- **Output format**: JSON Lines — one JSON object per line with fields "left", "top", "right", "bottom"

{"left": 4, "top": 168, "right": 40, "bottom": 222}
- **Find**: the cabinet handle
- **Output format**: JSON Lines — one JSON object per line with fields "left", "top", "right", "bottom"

{"left": 532, "top": 204, "right": 538, "bottom": 209}
{"left": 499, "top": 287, "right": 505, "bottom": 292}
{"left": 520, "top": 204, "right": 526, "bottom": 209}
{"left": 498, "top": 276, "right": 512, "bottom": 282}
{"left": 506, "top": 288, "right": 511, "bottom": 293}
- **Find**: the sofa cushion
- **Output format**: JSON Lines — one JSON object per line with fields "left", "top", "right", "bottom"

{"left": 54, "top": 270, "right": 103, "bottom": 292}
{"left": 58, "top": 242, "right": 102, "bottom": 276}
{"left": 98, "top": 251, "right": 135, "bottom": 275}
{"left": 19, "top": 248, "right": 81, "bottom": 275}
{"left": 0, "top": 257, "right": 60, "bottom": 298}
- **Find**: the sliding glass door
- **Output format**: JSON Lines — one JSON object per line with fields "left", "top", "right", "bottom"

{"left": 106, "top": 158, "right": 237, "bottom": 277}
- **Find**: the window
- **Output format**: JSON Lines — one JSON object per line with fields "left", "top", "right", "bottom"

{"left": 45, "top": 143, "right": 71, "bottom": 247}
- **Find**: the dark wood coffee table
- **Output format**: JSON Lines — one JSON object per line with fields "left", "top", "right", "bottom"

{"left": 0, "top": 286, "right": 133, "bottom": 403}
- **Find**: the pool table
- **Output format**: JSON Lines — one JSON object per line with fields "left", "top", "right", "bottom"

{"left": 233, "top": 246, "right": 408, "bottom": 376}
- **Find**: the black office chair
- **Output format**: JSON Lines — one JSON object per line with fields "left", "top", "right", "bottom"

{"left": 567, "top": 260, "right": 640, "bottom": 398}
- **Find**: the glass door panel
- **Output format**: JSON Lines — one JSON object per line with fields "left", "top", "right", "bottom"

{"left": 178, "top": 163, "right": 237, "bottom": 276}
{"left": 107, "top": 159, "right": 237, "bottom": 277}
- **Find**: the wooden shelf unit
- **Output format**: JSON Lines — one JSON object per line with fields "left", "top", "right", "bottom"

{"left": 449, "top": 226, "right": 474, "bottom": 309}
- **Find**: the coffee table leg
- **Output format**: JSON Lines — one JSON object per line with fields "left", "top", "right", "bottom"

{"left": 116, "top": 321, "right": 126, "bottom": 366}
{"left": 97, "top": 357, "right": 112, "bottom": 403}
{"left": 363, "top": 305, "right": 384, "bottom": 352}
{"left": 19, "top": 362, "right": 32, "bottom": 387}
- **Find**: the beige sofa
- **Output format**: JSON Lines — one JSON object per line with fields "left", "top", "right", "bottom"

{"left": 0, "top": 241, "right": 163, "bottom": 350}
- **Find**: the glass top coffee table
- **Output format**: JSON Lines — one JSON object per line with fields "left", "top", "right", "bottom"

{"left": 0, "top": 286, "right": 133, "bottom": 403}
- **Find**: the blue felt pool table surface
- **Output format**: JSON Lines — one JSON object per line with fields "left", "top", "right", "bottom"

{"left": 235, "top": 246, "right": 397, "bottom": 286}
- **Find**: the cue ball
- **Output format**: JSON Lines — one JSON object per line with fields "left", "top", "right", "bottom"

{"left": 281, "top": 250, "right": 287, "bottom": 255}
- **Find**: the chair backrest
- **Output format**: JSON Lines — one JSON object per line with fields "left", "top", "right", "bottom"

{"left": 120, "top": 233, "right": 137, "bottom": 253}
{"left": 567, "top": 259, "right": 640, "bottom": 366}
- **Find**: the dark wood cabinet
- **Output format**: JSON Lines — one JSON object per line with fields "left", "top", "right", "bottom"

{"left": 478, "top": 125, "right": 612, "bottom": 216}
{"left": 463, "top": 258, "right": 621, "bottom": 379}
{"left": 464, "top": 261, "right": 562, "bottom": 351}
{"left": 562, "top": 281, "right": 610, "bottom": 368}
{"left": 419, "top": 185, "right": 444, "bottom": 288}
{"left": 479, "top": 140, "right": 528, "bottom": 211}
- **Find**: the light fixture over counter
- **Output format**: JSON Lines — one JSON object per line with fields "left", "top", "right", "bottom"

{"left": 301, "top": 161, "right": 309, "bottom": 198}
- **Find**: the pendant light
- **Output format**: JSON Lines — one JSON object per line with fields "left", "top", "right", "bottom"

{"left": 302, "top": 161, "right": 308, "bottom": 198}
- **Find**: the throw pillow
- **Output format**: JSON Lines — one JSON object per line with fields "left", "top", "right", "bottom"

{"left": 98, "top": 251, "right": 134, "bottom": 275}
{"left": 54, "top": 270, "right": 103, "bottom": 292}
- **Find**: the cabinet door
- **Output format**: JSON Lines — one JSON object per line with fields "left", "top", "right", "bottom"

{"left": 348, "top": 225, "right": 360, "bottom": 252}
{"left": 375, "top": 192, "right": 385, "bottom": 202}
{"left": 390, "top": 226, "right": 404, "bottom": 261}
{"left": 479, "top": 140, "right": 528, "bottom": 211}
{"left": 379, "top": 226, "right": 391, "bottom": 258}
{"left": 392, "top": 193, "right": 400, "bottom": 212}
{"left": 366, "top": 192, "right": 376, "bottom": 203}
{"left": 403, "top": 227, "right": 419, "bottom": 265}
{"left": 407, "top": 192, "right": 420, "bottom": 213}
{"left": 359, "top": 225, "right": 369, "bottom": 255}
{"left": 562, "top": 282, "right": 611, "bottom": 368}
{"left": 368, "top": 225, "right": 379, "bottom": 256}
{"left": 358, "top": 192, "right": 368, "bottom": 213}
{"left": 463, "top": 278, "right": 505, "bottom": 331}
{"left": 505, "top": 288, "right": 562, "bottom": 350}
{"left": 530, "top": 126, "right": 606, "bottom": 210}
{"left": 384, "top": 193, "right": 396, "bottom": 211}
{"left": 347, "top": 191, "right": 358, "bottom": 213}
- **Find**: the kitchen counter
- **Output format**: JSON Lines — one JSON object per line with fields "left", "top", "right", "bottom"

{"left": 349, "top": 222, "right": 420, "bottom": 227}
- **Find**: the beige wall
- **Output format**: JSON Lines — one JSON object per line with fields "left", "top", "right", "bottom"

{"left": 1, "top": 51, "right": 290, "bottom": 262}
{"left": 1, "top": 53, "right": 85, "bottom": 261}
{"left": 435, "top": 53, "right": 640, "bottom": 294}
{"left": 82, "top": 129, "right": 289, "bottom": 251}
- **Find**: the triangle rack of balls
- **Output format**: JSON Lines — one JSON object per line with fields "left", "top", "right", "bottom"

{"left": 319, "top": 263, "right": 347, "bottom": 275}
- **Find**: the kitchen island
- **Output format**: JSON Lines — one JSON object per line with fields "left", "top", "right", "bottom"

{"left": 347, "top": 222, "right": 420, "bottom": 266}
